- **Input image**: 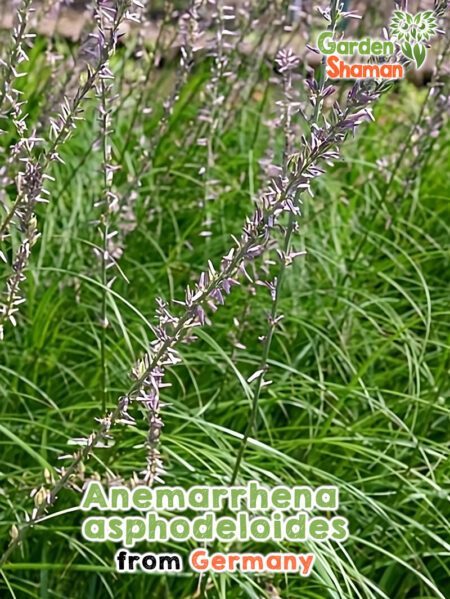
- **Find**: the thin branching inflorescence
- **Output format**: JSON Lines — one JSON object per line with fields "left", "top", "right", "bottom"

{"left": 228, "top": 0, "right": 344, "bottom": 488}
{"left": 230, "top": 43, "right": 304, "bottom": 485}
{"left": 198, "top": 0, "right": 235, "bottom": 210}
{"left": 117, "top": 0, "right": 178, "bottom": 163}
{"left": 0, "top": 0, "right": 137, "bottom": 339}
{"left": 93, "top": 0, "right": 125, "bottom": 414}
{"left": 0, "top": 0, "right": 36, "bottom": 238}
{"left": 0, "top": 0, "right": 34, "bottom": 119}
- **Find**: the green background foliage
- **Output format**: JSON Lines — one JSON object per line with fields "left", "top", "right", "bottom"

{"left": 0, "top": 24, "right": 449, "bottom": 599}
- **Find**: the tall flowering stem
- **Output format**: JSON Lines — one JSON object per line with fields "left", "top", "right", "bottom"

{"left": 0, "top": 0, "right": 35, "bottom": 236}
{"left": 0, "top": 0, "right": 34, "bottom": 118}
{"left": 229, "top": 3, "right": 350, "bottom": 485}
{"left": 0, "top": 0, "right": 134, "bottom": 340}
{"left": 93, "top": 0, "right": 125, "bottom": 413}
{"left": 0, "top": 160, "right": 42, "bottom": 339}
{"left": 230, "top": 45, "right": 302, "bottom": 485}
{"left": 399, "top": 37, "right": 450, "bottom": 200}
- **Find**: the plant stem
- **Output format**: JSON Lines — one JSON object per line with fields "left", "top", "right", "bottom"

{"left": 229, "top": 213, "right": 295, "bottom": 485}
{"left": 99, "top": 80, "right": 109, "bottom": 415}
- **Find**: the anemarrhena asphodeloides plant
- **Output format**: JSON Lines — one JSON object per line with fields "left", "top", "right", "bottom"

{"left": 0, "top": 1, "right": 448, "bottom": 596}
{"left": 0, "top": 0, "right": 138, "bottom": 340}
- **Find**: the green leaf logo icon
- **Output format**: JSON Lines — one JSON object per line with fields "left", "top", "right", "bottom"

{"left": 401, "top": 41, "right": 414, "bottom": 60}
{"left": 390, "top": 9, "right": 437, "bottom": 69}
{"left": 412, "top": 43, "right": 426, "bottom": 68}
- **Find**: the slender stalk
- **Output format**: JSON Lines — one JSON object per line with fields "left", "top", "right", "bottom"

{"left": 229, "top": 214, "right": 295, "bottom": 485}
{"left": 229, "top": 0, "right": 337, "bottom": 486}
{"left": 99, "top": 78, "right": 110, "bottom": 414}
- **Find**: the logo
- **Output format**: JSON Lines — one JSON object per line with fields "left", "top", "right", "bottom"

{"left": 390, "top": 10, "right": 437, "bottom": 68}
{"left": 317, "top": 9, "right": 438, "bottom": 80}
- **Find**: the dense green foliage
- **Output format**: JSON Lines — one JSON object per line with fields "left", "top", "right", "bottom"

{"left": 0, "top": 24, "right": 449, "bottom": 599}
